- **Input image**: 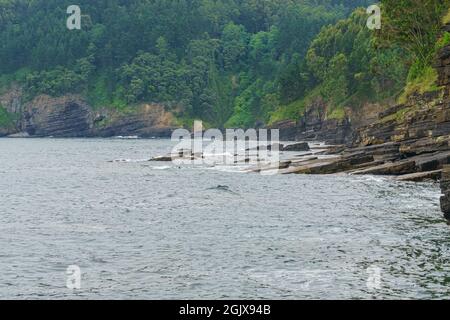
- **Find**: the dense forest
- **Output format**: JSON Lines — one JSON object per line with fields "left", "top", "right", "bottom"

{"left": 0, "top": 0, "right": 448, "bottom": 128}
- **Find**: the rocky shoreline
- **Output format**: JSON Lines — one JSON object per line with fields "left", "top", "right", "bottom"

{"left": 255, "top": 142, "right": 450, "bottom": 181}
{"left": 147, "top": 138, "right": 450, "bottom": 221}
{"left": 3, "top": 26, "right": 450, "bottom": 220}
{"left": 148, "top": 139, "right": 449, "bottom": 182}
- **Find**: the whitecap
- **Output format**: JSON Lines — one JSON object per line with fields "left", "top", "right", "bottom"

{"left": 151, "top": 165, "right": 172, "bottom": 170}
{"left": 110, "top": 159, "right": 150, "bottom": 163}
{"left": 114, "top": 136, "right": 139, "bottom": 140}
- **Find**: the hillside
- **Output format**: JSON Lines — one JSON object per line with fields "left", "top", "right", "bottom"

{"left": 0, "top": 0, "right": 374, "bottom": 136}
{"left": 0, "top": 0, "right": 449, "bottom": 140}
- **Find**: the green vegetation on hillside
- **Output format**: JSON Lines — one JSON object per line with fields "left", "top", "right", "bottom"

{"left": 0, "top": 0, "right": 449, "bottom": 129}
{"left": 380, "top": 0, "right": 449, "bottom": 103}
{"left": 270, "top": 7, "right": 410, "bottom": 123}
{"left": 0, "top": 0, "right": 370, "bottom": 127}
{"left": 0, "top": 105, "right": 14, "bottom": 128}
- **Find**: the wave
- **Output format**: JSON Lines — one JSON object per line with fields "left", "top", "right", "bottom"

{"left": 114, "top": 136, "right": 139, "bottom": 140}
{"left": 109, "top": 158, "right": 150, "bottom": 163}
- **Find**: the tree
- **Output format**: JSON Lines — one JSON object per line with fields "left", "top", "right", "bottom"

{"left": 221, "top": 22, "right": 249, "bottom": 71}
{"left": 322, "top": 53, "right": 349, "bottom": 104}
{"left": 380, "top": 0, "right": 449, "bottom": 67}
{"left": 0, "top": 0, "right": 416, "bottom": 129}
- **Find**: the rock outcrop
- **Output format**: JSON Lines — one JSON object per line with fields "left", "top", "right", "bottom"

{"left": 0, "top": 91, "right": 177, "bottom": 138}
{"left": 440, "top": 165, "right": 450, "bottom": 221}
{"left": 94, "top": 104, "right": 176, "bottom": 138}
{"left": 281, "top": 142, "right": 310, "bottom": 152}
{"left": 353, "top": 91, "right": 448, "bottom": 148}
{"left": 295, "top": 98, "right": 352, "bottom": 144}
{"left": 274, "top": 30, "right": 450, "bottom": 219}
{"left": 271, "top": 98, "right": 357, "bottom": 145}
{"left": 435, "top": 45, "right": 450, "bottom": 93}
{"left": 0, "top": 85, "right": 23, "bottom": 136}
{"left": 23, "top": 95, "right": 93, "bottom": 137}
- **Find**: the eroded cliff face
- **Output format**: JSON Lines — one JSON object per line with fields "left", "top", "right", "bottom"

{"left": 0, "top": 90, "right": 176, "bottom": 138}
{"left": 271, "top": 98, "right": 352, "bottom": 144}
{"left": 353, "top": 38, "right": 450, "bottom": 156}
{"left": 272, "top": 97, "right": 381, "bottom": 144}
{"left": 22, "top": 95, "right": 93, "bottom": 137}
{"left": 252, "top": 42, "right": 450, "bottom": 186}
{"left": 93, "top": 103, "right": 176, "bottom": 138}
{"left": 353, "top": 91, "right": 449, "bottom": 148}
{"left": 275, "top": 34, "right": 450, "bottom": 149}
{"left": 0, "top": 86, "right": 23, "bottom": 136}
{"left": 294, "top": 98, "right": 353, "bottom": 144}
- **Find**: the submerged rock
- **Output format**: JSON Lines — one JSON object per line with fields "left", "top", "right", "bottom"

{"left": 149, "top": 155, "right": 174, "bottom": 162}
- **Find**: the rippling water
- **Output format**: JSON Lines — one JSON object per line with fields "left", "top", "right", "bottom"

{"left": 0, "top": 138, "right": 449, "bottom": 299}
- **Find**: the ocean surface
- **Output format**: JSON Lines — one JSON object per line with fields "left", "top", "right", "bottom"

{"left": 0, "top": 138, "right": 449, "bottom": 299}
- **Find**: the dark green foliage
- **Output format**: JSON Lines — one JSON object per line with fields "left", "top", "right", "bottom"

{"left": 0, "top": 0, "right": 429, "bottom": 128}
{"left": 306, "top": 9, "right": 408, "bottom": 106}
{"left": 0, "top": 105, "right": 14, "bottom": 128}
{"left": 380, "top": 0, "right": 449, "bottom": 73}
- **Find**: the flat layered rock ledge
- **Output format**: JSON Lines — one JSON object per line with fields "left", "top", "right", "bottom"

{"left": 148, "top": 139, "right": 450, "bottom": 183}
{"left": 245, "top": 139, "right": 450, "bottom": 183}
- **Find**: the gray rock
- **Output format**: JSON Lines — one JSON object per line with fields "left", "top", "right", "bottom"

{"left": 396, "top": 170, "right": 442, "bottom": 182}
{"left": 351, "top": 160, "right": 416, "bottom": 176}
{"left": 282, "top": 142, "right": 310, "bottom": 152}
{"left": 440, "top": 165, "right": 450, "bottom": 220}
{"left": 7, "top": 132, "right": 30, "bottom": 138}
{"left": 149, "top": 155, "right": 174, "bottom": 162}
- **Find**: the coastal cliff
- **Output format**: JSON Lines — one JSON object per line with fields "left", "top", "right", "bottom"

{"left": 0, "top": 90, "right": 176, "bottom": 138}
{"left": 272, "top": 98, "right": 381, "bottom": 145}
{"left": 273, "top": 98, "right": 354, "bottom": 145}
{"left": 249, "top": 24, "right": 450, "bottom": 191}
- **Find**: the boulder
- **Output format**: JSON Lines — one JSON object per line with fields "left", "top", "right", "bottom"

{"left": 149, "top": 155, "right": 174, "bottom": 162}
{"left": 282, "top": 142, "right": 310, "bottom": 152}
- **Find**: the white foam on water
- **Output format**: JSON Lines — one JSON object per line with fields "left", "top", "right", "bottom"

{"left": 151, "top": 165, "right": 172, "bottom": 170}
{"left": 111, "top": 159, "right": 150, "bottom": 163}
{"left": 114, "top": 136, "right": 139, "bottom": 140}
